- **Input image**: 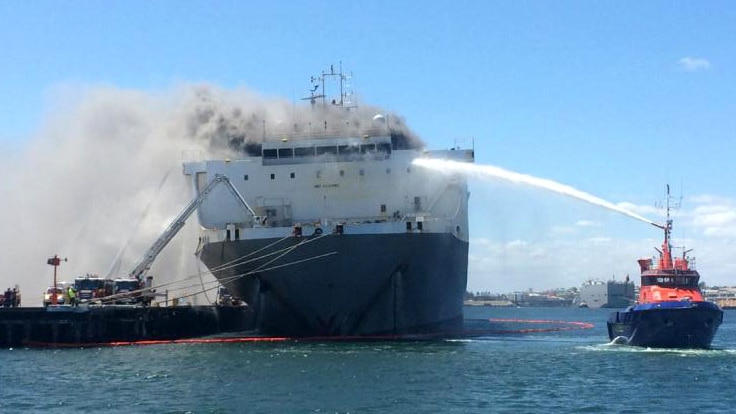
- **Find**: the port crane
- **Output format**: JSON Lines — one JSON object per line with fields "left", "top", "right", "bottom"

{"left": 129, "top": 174, "right": 257, "bottom": 283}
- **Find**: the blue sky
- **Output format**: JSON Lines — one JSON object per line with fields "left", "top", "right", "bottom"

{"left": 1, "top": 1, "right": 735, "bottom": 296}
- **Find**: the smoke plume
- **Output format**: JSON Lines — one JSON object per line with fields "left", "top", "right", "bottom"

{"left": 0, "top": 83, "right": 422, "bottom": 304}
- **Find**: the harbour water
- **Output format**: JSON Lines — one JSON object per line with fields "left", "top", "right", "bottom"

{"left": 2, "top": 306, "right": 735, "bottom": 413}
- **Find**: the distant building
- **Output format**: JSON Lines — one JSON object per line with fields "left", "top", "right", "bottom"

{"left": 577, "top": 279, "right": 635, "bottom": 308}
{"left": 705, "top": 286, "right": 736, "bottom": 309}
{"left": 510, "top": 292, "right": 572, "bottom": 307}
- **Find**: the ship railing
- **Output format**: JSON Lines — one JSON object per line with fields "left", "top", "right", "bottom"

{"left": 286, "top": 213, "right": 451, "bottom": 227}
{"left": 291, "top": 214, "right": 403, "bottom": 227}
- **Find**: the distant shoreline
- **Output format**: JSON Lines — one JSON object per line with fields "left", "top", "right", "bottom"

{"left": 464, "top": 299, "right": 514, "bottom": 307}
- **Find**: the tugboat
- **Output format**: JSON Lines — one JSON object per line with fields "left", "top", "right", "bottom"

{"left": 607, "top": 188, "right": 723, "bottom": 349}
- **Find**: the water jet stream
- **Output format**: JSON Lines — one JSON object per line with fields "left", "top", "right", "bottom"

{"left": 413, "top": 158, "right": 657, "bottom": 226}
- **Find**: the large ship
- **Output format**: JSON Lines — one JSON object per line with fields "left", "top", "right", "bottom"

{"left": 182, "top": 68, "right": 473, "bottom": 337}
{"left": 607, "top": 187, "right": 723, "bottom": 348}
{"left": 577, "top": 278, "right": 635, "bottom": 309}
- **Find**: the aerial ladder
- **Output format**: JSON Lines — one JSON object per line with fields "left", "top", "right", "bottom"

{"left": 127, "top": 174, "right": 257, "bottom": 302}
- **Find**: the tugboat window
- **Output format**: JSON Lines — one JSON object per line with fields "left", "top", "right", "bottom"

{"left": 270, "top": 173, "right": 275, "bottom": 180}
{"left": 290, "top": 172, "right": 295, "bottom": 179}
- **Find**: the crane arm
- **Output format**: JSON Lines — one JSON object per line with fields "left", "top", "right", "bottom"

{"left": 129, "top": 174, "right": 256, "bottom": 281}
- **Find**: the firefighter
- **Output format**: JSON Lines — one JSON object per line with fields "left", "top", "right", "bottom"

{"left": 67, "top": 286, "right": 77, "bottom": 307}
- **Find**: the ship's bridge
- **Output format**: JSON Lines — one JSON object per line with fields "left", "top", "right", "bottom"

{"left": 261, "top": 135, "right": 393, "bottom": 166}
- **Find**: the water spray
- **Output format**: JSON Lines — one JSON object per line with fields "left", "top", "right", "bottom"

{"left": 413, "top": 158, "right": 658, "bottom": 226}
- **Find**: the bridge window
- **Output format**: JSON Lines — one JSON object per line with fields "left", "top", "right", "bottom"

{"left": 316, "top": 146, "right": 337, "bottom": 155}
{"left": 278, "top": 148, "right": 293, "bottom": 158}
{"left": 360, "top": 144, "right": 376, "bottom": 153}
{"left": 642, "top": 275, "right": 699, "bottom": 287}
{"left": 263, "top": 149, "right": 277, "bottom": 159}
{"left": 338, "top": 145, "right": 359, "bottom": 156}
{"left": 295, "top": 147, "right": 315, "bottom": 157}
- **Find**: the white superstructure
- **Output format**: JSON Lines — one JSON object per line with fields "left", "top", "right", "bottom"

{"left": 183, "top": 134, "right": 473, "bottom": 244}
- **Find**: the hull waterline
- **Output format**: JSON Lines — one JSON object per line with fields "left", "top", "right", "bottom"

{"left": 607, "top": 301, "right": 723, "bottom": 349}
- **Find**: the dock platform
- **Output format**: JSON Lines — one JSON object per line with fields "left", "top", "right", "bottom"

{"left": 0, "top": 305, "right": 254, "bottom": 347}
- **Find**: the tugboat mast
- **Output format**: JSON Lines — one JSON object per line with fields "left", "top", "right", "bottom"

{"left": 652, "top": 184, "right": 680, "bottom": 270}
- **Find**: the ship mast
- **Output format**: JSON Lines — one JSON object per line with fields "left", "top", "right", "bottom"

{"left": 655, "top": 184, "right": 676, "bottom": 270}
{"left": 303, "top": 62, "right": 354, "bottom": 109}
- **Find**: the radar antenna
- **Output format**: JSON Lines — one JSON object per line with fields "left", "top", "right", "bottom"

{"left": 301, "top": 62, "right": 356, "bottom": 109}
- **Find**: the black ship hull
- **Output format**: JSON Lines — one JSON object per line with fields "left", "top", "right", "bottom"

{"left": 607, "top": 301, "right": 723, "bottom": 349}
{"left": 200, "top": 232, "right": 468, "bottom": 337}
